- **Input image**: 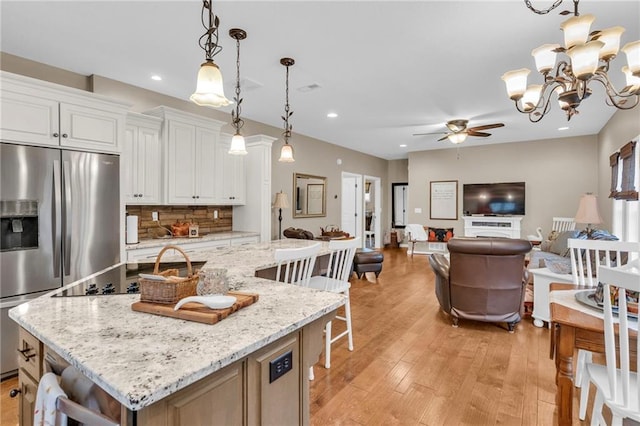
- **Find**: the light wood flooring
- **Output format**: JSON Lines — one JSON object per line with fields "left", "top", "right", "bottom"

{"left": 1, "top": 248, "right": 595, "bottom": 425}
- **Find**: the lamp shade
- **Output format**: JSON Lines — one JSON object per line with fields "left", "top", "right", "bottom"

{"left": 596, "top": 26, "right": 625, "bottom": 60}
{"left": 622, "top": 66, "right": 640, "bottom": 90}
{"left": 274, "top": 191, "right": 290, "bottom": 209}
{"left": 278, "top": 143, "right": 294, "bottom": 162}
{"left": 501, "top": 68, "right": 530, "bottom": 101}
{"left": 567, "top": 40, "right": 605, "bottom": 80}
{"left": 622, "top": 40, "right": 640, "bottom": 76}
{"left": 574, "top": 193, "right": 603, "bottom": 225}
{"left": 228, "top": 133, "right": 247, "bottom": 155}
{"left": 190, "top": 61, "right": 232, "bottom": 107}
{"left": 560, "top": 14, "right": 595, "bottom": 49}
{"left": 532, "top": 44, "right": 560, "bottom": 74}
{"left": 521, "top": 84, "right": 543, "bottom": 112}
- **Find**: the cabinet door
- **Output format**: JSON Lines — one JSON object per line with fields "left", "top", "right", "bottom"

{"left": 0, "top": 90, "right": 60, "bottom": 147}
{"left": 166, "top": 121, "right": 197, "bottom": 204}
{"left": 194, "top": 127, "right": 217, "bottom": 204}
{"left": 136, "top": 126, "right": 162, "bottom": 204}
{"left": 18, "top": 369, "right": 38, "bottom": 426}
{"left": 216, "top": 140, "right": 246, "bottom": 205}
{"left": 59, "top": 102, "right": 123, "bottom": 153}
{"left": 123, "top": 125, "right": 139, "bottom": 203}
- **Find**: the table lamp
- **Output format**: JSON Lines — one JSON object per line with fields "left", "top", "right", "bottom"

{"left": 574, "top": 193, "right": 603, "bottom": 236}
{"left": 273, "top": 191, "right": 290, "bottom": 239}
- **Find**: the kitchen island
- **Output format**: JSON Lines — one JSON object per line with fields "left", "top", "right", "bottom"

{"left": 9, "top": 239, "right": 344, "bottom": 425}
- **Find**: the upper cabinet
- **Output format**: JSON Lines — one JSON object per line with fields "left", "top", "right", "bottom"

{"left": 124, "top": 113, "right": 162, "bottom": 204}
{"left": 0, "top": 71, "right": 129, "bottom": 154}
{"left": 216, "top": 134, "right": 246, "bottom": 205}
{"left": 144, "top": 107, "right": 225, "bottom": 205}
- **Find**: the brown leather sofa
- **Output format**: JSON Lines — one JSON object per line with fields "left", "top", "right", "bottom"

{"left": 428, "top": 237, "right": 532, "bottom": 332}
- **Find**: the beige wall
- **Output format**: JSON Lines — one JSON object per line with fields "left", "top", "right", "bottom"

{"left": 596, "top": 108, "right": 640, "bottom": 229}
{"left": 407, "top": 135, "right": 599, "bottom": 239}
{"left": 1, "top": 53, "right": 389, "bottom": 240}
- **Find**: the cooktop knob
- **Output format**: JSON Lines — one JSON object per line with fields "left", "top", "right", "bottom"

{"left": 126, "top": 282, "right": 140, "bottom": 293}
{"left": 85, "top": 284, "right": 98, "bottom": 295}
{"left": 102, "top": 283, "right": 115, "bottom": 294}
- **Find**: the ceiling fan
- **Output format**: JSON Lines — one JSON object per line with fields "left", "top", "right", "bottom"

{"left": 413, "top": 119, "right": 504, "bottom": 144}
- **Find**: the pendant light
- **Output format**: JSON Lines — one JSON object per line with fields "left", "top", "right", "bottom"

{"left": 278, "top": 58, "right": 295, "bottom": 163}
{"left": 228, "top": 28, "right": 248, "bottom": 155}
{"left": 190, "top": 0, "right": 231, "bottom": 108}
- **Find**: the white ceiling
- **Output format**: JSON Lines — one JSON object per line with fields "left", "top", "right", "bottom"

{"left": 1, "top": 1, "right": 639, "bottom": 160}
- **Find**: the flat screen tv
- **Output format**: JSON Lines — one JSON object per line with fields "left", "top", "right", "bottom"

{"left": 463, "top": 182, "right": 525, "bottom": 216}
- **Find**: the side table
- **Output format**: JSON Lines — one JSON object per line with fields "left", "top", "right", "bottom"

{"left": 530, "top": 267, "right": 574, "bottom": 327}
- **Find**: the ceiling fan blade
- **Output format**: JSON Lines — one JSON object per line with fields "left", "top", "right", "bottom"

{"left": 467, "top": 131, "right": 491, "bottom": 137}
{"left": 437, "top": 135, "right": 450, "bottom": 142}
{"left": 413, "top": 132, "right": 447, "bottom": 136}
{"left": 467, "top": 123, "right": 504, "bottom": 132}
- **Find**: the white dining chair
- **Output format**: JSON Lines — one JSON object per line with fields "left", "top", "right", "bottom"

{"left": 568, "top": 239, "right": 640, "bottom": 405}
{"left": 307, "top": 237, "right": 360, "bottom": 370}
{"left": 579, "top": 264, "right": 640, "bottom": 425}
{"left": 552, "top": 217, "right": 577, "bottom": 233}
{"left": 273, "top": 242, "right": 322, "bottom": 287}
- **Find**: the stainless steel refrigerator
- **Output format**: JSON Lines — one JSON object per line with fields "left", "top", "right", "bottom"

{"left": 1, "top": 143, "right": 120, "bottom": 378}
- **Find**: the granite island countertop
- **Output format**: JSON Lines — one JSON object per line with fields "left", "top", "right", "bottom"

{"left": 9, "top": 239, "right": 343, "bottom": 411}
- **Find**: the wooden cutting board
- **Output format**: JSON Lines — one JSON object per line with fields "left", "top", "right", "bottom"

{"left": 131, "top": 291, "right": 259, "bottom": 324}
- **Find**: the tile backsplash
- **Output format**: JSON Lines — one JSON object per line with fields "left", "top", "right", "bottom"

{"left": 126, "top": 205, "right": 232, "bottom": 240}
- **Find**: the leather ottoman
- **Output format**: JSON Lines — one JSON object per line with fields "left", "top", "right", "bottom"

{"left": 353, "top": 248, "right": 384, "bottom": 279}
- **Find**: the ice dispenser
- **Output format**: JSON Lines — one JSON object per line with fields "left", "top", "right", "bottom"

{"left": 1, "top": 200, "right": 38, "bottom": 251}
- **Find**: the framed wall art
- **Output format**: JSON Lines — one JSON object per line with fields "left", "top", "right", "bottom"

{"left": 430, "top": 180, "right": 458, "bottom": 220}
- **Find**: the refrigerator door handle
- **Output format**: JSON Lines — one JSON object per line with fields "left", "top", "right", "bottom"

{"left": 53, "top": 160, "right": 62, "bottom": 278}
{"left": 63, "top": 160, "right": 72, "bottom": 276}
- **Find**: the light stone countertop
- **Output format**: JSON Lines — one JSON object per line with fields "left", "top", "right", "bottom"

{"left": 9, "top": 239, "right": 343, "bottom": 411}
{"left": 125, "top": 230, "right": 260, "bottom": 250}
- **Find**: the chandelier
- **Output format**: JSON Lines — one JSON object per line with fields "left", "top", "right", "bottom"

{"left": 501, "top": 0, "right": 640, "bottom": 122}
{"left": 228, "top": 28, "right": 248, "bottom": 155}
{"left": 278, "top": 58, "right": 295, "bottom": 163}
{"left": 190, "top": 0, "right": 232, "bottom": 108}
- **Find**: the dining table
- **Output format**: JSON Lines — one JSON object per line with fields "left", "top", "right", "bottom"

{"left": 549, "top": 283, "right": 638, "bottom": 426}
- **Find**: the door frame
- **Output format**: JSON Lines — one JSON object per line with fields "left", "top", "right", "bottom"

{"left": 364, "top": 175, "right": 382, "bottom": 248}
{"left": 341, "top": 172, "right": 363, "bottom": 241}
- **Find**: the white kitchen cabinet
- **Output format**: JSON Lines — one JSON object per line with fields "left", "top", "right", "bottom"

{"left": 126, "top": 238, "right": 233, "bottom": 262}
{"left": 230, "top": 236, "right": 260, "bottom": 246}
{"left": 216, "top": 135, "right": 246, "bottom": 205}
{"left": 124, "top": 113, "right": 162, "bottom": 204}
{"left": 144, "top": 106, "right": 224, "bottom": 205}
{"left": 0, "top": 71, "right": 128, "bottom": 153}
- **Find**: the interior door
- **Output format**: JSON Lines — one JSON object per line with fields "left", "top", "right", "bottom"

{"left": 341, "top": 173, "right": 362, "bottom": 239}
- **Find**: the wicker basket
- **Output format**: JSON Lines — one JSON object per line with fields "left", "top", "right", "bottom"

{"left": 139, "top": 245, "right": 199, "bottom": 304}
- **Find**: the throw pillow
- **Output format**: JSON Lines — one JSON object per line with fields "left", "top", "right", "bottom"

{"left": 549, "top": 230, "right": 581, "bottom": 257}
{"left": 428, "top": 227, "right": 454, "bottom": 242}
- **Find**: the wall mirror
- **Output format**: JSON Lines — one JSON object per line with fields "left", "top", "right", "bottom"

{"left": 293, "top": 173, "right": 326, "bottom": 218}
{"left": 392, "top": 182, "right": 408, "bottom": 228}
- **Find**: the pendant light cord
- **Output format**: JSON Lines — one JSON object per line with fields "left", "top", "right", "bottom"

{"left": 283, "top": 63, "right": 293, "bottom": 142}
{"left": 232, "top": 34, "right": 244, "bottom": 133}
{"left": 199, "top": 0, "right": 222, "bottom": 61}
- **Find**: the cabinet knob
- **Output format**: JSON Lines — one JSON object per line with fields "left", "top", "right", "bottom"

{"left": 192, "top": 196, "right": 196, "bottom": 199}
{"left": 62, "top": 133, "right": 68, "bottom": 138}
{"left": 9, "top": 388, "right": 21, "bottom": 398}
{"left": 138, "top": 193, "right": 143, "bottom": 197}
{"left": 196, "top": 195, "right": 200, "bottom": 199}
{"left": 133, "top": 194, "right": 138, "bottom": 198}
{"left": 53, "top": 133, "right": 59, "bottom": 138}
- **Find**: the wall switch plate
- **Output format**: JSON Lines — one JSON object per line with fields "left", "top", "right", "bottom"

{"left": 214, "top": 210, "right": 218, "bottom": 219}
{"left": 269, "top": 350, "right": 293, "bottom": 383}
{"left": 414, "top": 208, "right": 422, "bottom": 214}
{"left": 152, "top": 212, "right": 158, "bottom": 221}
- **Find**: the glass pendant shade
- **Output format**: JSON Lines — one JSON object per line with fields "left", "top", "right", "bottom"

{"left": 560, "top": 14, "right": 595, "bottom": 49}
{"left": 447, "top": 132, "right": 468, "bottom": 144}
{"left": 521, "top": 84, "right": 543, "bottom": 111}
{"left": 532, "top": 44, "right": 560, "bottom": 73}
{"left": 597, "top": 26, "right": 625, "bottom": 60}
{"left": 501, "top": 68, "right": 530, "bottom": 100}
{"left": 190, "top": 61, "right": 232, "bottom": 107}
{"left": 622, "top": 41, "right": 640, "bottom": 76}
{"left": 228, "top": 133, "right": 247, "bottom": 155}
{"left": 622, "top": 66, "right": 640, "bottom": 90}
{"left": 568, "top": 40, "right": 605, "bottom": 80}
{"left": 279, "top": 143, "right": 294, "bottom": 162}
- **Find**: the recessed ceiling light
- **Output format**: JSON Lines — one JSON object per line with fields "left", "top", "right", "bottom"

{"left": 400, "top": 144, "right": 407, "bottom": 148}
{"left": 151, "top": 75, "right": 162, "bottom": 81}
{"left": 327, "top": 112, "right": 338, "bottom": 118}
{"left": 558, "top": 126, "right": 569, "bottom": 131}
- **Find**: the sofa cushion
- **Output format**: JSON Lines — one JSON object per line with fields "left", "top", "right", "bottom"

{"left": 428, "top": 227, "right": 454, "bottom": 242}
{"left": 547, "top": 230, "right": 581, "bottom": 256}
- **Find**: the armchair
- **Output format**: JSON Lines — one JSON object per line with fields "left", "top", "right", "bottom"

{"left": 428, "top": 237, "right": 532, "bottom": 332}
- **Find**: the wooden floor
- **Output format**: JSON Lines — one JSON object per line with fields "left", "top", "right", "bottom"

{"left": 1, "top": 248, "right": 595, "bottom": 425}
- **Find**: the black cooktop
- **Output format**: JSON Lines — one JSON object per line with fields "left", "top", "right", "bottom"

{"left": 51, "top": 262, "right": 206, "bottom": 297}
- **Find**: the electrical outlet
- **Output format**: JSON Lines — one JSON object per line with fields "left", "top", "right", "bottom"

{"left": 152, "top": 212, "right": 158, "bottom": 221}
{"left": 269, "top": 350, "right": 293, "bottom": 383}
{"left": 214, "top": 210, "right": 218, "bottom": 220}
